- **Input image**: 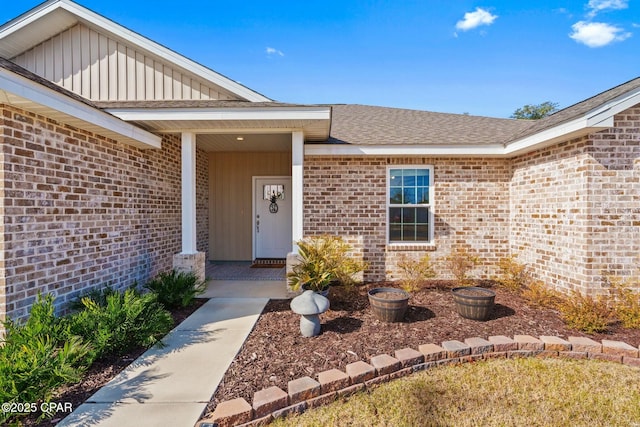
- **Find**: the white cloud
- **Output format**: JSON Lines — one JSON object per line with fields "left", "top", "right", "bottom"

{"left": 266, "top": 47, "right": 284, "bottom": 57}
{"left": 569, "top": 21, "right": 631, "bottom": 47}
{"left": 587, "top": 0, "right": 628, "bottom": 17}
{"left": 455, "top": 7, "right": 498, "bottom": 31}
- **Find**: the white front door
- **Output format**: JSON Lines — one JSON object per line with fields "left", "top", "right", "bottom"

{"left": 254, "top": 177, "right": 292, "bottom": 259}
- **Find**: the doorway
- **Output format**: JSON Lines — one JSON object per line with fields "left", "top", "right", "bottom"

{"left": 253, "top": 176, "right": 292, "bottom": 259}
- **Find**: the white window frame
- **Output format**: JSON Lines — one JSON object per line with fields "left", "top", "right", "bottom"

{"left": 386, "top": 165, "right": 435, "bottom": 245}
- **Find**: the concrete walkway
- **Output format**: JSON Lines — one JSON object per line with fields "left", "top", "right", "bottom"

{"left": 59, "top": 280, "right": 288, "bottom": 427}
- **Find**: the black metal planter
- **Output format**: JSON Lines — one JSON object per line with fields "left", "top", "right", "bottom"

{"left": 368, "top": 287, "right": 410, "bottom": 323}
{"left": 451, "top": 286, "right": 496, "bottom": 321}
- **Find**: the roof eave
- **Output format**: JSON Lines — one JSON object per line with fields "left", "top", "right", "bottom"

{"left": 0, "top": 0, "right": 271, "bottom": 103}
{"left": 104, "top": 106, "right": 332, "bottom": 141}
{"left": 0, "top": 65, "right": 161, "bottom": 149}
{"left": 305, "top": 144, "right": 506, "bottom": 157}
{"left": 505, "top": 87, "right": 640, "bottom": 156}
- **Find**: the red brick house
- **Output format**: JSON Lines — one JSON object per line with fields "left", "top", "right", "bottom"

{"left": 1, "top": 0, "right": 638, "bottom": 329}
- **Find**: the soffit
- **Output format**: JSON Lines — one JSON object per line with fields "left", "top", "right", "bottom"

{"left": 197, "top": 133, "right": 292, "bottom": 152}
{"left": 100, "top": 103, "right": 332, "bottom": 141}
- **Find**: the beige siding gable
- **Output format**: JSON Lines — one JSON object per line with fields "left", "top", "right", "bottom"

{"left": 11, "top": 23, "right": 240, "bottom": 102}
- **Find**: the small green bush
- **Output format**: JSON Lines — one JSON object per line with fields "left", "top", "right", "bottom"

{"left": 69, "top": 289, "right": 173, "bottom": 361}
{"left": 0, "top": 295, "right": 90, "bottom": 422}
{"left": 144, "top": 270, "right": 206, "bottom": 309}
{"left": 288, "top": 235, "right": 366, "bottom": 292}
{"left": 557, "top": 291, "right": 612, "bottom": 334}
{"left": 68, "top": 285, "right": 123, "bottom": 311}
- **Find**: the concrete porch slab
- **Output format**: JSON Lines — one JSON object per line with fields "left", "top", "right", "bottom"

{"left": 201, "top": 280, "right": 292, "bottom": 299}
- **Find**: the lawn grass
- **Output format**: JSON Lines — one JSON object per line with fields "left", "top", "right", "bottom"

{"left": 273, "top": 358, "right": 640, "bottom": 427}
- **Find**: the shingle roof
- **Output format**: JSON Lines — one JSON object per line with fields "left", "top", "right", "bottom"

{"left": 4, "top": 55, "right": 638, "bottom": 149}
{"left": 92, "top": 100, "right": 312, "bottom": 109}
{"left": 324, "top": 104, "right": 531, "bottom": 145}
{"left": 509, "top": 77, "right": 640, "bottom": 141}
{"left": 323, "top": 76, "right": 640, "bottom": 146}
{"left": 0, "top": 56, "right": 100, "bottom": 109}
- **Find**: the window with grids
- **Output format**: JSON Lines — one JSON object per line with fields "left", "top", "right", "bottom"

{"left": 388, "top": 167, "right": 433, "bottom": 243}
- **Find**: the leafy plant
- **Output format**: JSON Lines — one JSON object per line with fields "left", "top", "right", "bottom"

{"left": 396, "top": 254, "right": 436, "bottom": 293}
{"left": 68, "top": 285, "right": 122, "bottom": 311}
{"left": 69, "top": 289, "right": 173, "bottom": 361}
{"left": 444, "top": 246, "right": 480, "bottom": 286}
{"left": 495, "top": 255, "right": 532, "bottom": 293}
{"left": 521, "top": 281, "right": 562, "bottom": 309}
{"left": 145, "top": 270, "right": 206, "bottom": 309}
{"left": 606, "top": 275, "right": 640, "bottom": 329}
{"left": 288, "top": 235, "right": 366, "bottom": 292}
{"left": 0, "top": 295, "right": 90, "bottom": 422}
{"left": 556, "top": 291, "right": 613, "bottom": 334}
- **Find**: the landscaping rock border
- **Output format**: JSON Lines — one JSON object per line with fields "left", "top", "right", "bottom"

{"left": 197, "top": 335, "right": 640, "bottom": 427}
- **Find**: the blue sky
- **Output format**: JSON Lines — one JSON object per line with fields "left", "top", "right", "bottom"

{"left": 1, "top": 0, "right": 638, "bottom": 117}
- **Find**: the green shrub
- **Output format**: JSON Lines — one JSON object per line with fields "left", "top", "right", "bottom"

{"left": 396, "top": 254, "right": 436, "bottom": 293}
{"left": 0, "top": 295, "right": 90, "bottom": 422}
{"left": 288, "top": 235, "right": 366, "bottom": 291}
{"left": 69, "top": 289, "right": 173, "bottom": 361}
{"left": 68, "top": 285, "right": 123, "bottom": 311}
{"left": 144, "top": 270, "right": 206, "bottom": 309}
{"left": 557, "top": 291, "right": 613, "bottom": 334}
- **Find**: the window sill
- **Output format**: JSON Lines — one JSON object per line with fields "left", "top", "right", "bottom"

{"left": 387, "top": 243, "right": 436, "bottom": 252}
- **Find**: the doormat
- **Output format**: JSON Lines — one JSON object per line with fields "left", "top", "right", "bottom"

{"left": 251, "top": 258, "right": 286, "bottom": 268}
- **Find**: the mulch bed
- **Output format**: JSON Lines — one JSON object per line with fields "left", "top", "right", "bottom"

{"left": 17, "top": 284, "right": 640, "bottom": 426}
{"left": 202, "top": 281, "right": 640, "bottom": 418}
{"left": 19, "top": 299, "right": 207, "bottom": 427}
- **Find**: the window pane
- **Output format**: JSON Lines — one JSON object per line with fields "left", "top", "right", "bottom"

{"left": 415, "top": 224, "right": 429, "bottom": 241}
{"left": 416, "top": 169, "right": 429, "bottom": 186}
{"left": 403, "top": 169, "right": 416, "bottom": 186}
{"left": 403, "top": 188, "right": 415, "bottom": 204}
{"left": 402, "top": 207, "right": 415, "bottom": 223}
{"left": 389, "top": 207, "right": 402, "bottom": 224}
{"left": 402, "top": 224, "right": 416, "bottom": 241}
{"left": 388, "top": 168, "right": 431, "bottom": 243}
{"left": 390, "top": 169, "right": 402, "bottom": 186}
{"left": 389, "top": 224, "right": 402, "bottom": 241}
{"left": 390, "top": 187, "right": 402, "bottom": 204}
{"left": 416, "top": 207, "right": 429, "bottom": 223}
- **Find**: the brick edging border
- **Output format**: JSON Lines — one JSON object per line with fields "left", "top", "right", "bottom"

{"left": 197, "top": 335, "right": 640, "bottom": 427}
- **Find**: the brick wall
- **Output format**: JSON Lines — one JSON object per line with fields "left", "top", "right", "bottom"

{"left": 510, "top": 106, "right": 640, "bottom": 295}
{"left": 0, "top": 104, "right": 208, "bottom": 326}
{"left": 303, "top": 157, "right": 511, "bottom": 281}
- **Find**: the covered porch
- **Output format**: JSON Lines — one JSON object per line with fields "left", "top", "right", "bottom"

{"left": 103, "top": 102, "right": 331, "bottom": 280}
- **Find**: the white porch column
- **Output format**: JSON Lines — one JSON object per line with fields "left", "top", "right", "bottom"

{"left": 173, "top": 132, "right": 205, "bottom": 281}
{"left": 181, "top": 132, "right": 198, "bottom": 253}
{"left": 291, "top": 130, "right": 304, "bottom": 247}
{"left": 286, "top": 131, "right": 304, "bottom": 291}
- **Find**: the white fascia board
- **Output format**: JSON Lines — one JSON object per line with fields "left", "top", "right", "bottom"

{"left": 0, "top": 67, "right": 161, "bottom": 149}
{"left": 505, "top": 89, "right": 640, "bottom": 156}
{"left": 56, "top": 1, "right": 271, "bottom": 102}
{"left": 305, "top": 144, "right": 505, "bottom": 157}
{"left": 0, "top": 0, "right": 58, "bottom": 36}
{"left": 503, "top": 117, "right": 606, "bottom": 156}
{"left": 105, "top": 107, "right": 331, "bottom": 122}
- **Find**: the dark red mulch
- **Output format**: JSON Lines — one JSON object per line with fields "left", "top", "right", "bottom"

{"left": 203, "top": 281, "right": 640, "bottom": 418}
{"left": 17, "top": 299, "right": 207, "bottom": 427}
